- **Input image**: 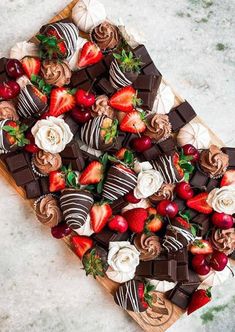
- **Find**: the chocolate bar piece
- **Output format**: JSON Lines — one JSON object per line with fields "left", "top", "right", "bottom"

{"left": 190, "top": 168, "right": 219, "bottom": 193}
{"left": 70, "top": 68, "right": 89, "bottom": 87}
{"left": 63, "top": 114, "right": 79, "bottom": 135}
{"left": 133, "top": 45, "right": 153, "bottom": 68}
{"left": 86, "top": 62, "right": 107, "bottom": 80}
{"left": 167, "top": 287, "right": 190, "bottom": 309}
{"left": 191, "top": 213, "right": 210, "bottom": 237}
{"left": 135, "top": 259, "right": 177, "bottom": 282}
{"left": 134, "top": 75, "right": 161, "bottom": 111}
{"left": 177, "top": 263, "right": 189, "bottom": 282}
{"left": 141, "top": 137, "right": 176, "bottom": 161}
{"left": 92, "top": 228, "right": 130, "bottom": 248}
{"left": 221, "top": 147, "right": 235, "bottom": 167}
{"left": 168, "top": 101, "right": 197, "bottom": 132}
{"left": 110, "top": 197, "right": 128, "bottom": 214}
{"left": 24, "top": 177, "right": 50, "bottom": 199}
{"left": 60, "top": 140, "right": 85, "bottom": 172}
{"left": 96, "top": 77, "right": 115, "bottom": 96}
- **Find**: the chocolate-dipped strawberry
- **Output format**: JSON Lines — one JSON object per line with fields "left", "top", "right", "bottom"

{"left": 17, "top": 84, "right": 47, "bottom": 119}
{"left": 162, "top": 214, "right": 195, "bottom": 252}
{"left": 109, "top": 49, "right": 142, "bottom": 89}
{"left": 102, "top": 164, "right": 137, "bottom": 201}
{"left": 0, "top": 119, "right": 28, "bottom": 154}
{"left": 82, "top": 245, "right": 108, "bottom": 278}
{"left": 38, "top": 21, "right": 79, "bottom": 60}
{"left": 150, "top": 151, "right": 194, "bottom": 184}
{"left": 78, "top": 115, "right": 118, "bottom": 151}
{"left": 114, "top": 280, "right": 154, "bottom": 313}
{"left": 60, "top": 188, "right": 94, "bottom": 230}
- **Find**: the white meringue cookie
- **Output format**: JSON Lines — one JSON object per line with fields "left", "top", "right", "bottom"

{"left": 10, "top": 41, "right": 39, "bottom": 60}
{"left": 177, "top": 122, "right": 211, "bottom": 149}
{"left": 72, "top": 0, "right": 106, "bottom": 33}
{"left": 74, "top": 214, "right": 94, "bottom": 236}
{"left": 146, "top": 279, "right": 176, "bottom": 293}
{"left": 199, "top": 262, "right": 233, "bottom": 288}
{"left": 121, "top": 199, "right": 151, "bottom": 213}
{"left": 118, "top": 19, "right": 146, "bottom": 49}
{"left": 68, "top": 37, "right": 87, "bottom": 71}
{"left": 152, "top": 82, "right": 175, "bottom": 115}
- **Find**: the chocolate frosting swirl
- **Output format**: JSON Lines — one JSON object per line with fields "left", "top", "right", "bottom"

{"left": 35, "top": 195, "right": 62, "bottom": 227}
{"left": 149, "top": 183, "right": 175, "bottom": 203}
{"left": 211, "top": 228, "right": 235, "bottom": 255}
{"left": 33, "top": 150, "right": 62, "bottom": 175}
{"left": 92, "top": 95, "right": 115, "bottom": 119}
{"left": 199, "top": 145, "right": 229, "bottom": 178}
{"left": 41, "top": 60, "right": 71, "bottom": 87}
{"left": 0, "top": 101, "right": 19, "bottom": 121}
{"left": 134, "top": 233, "right": 162, "bottom": 261}
{"left": 145, "top": 114, "right": 172, "bottom": 143}
{"left": 91, "top": 21, "right": 120, "bottom": 50}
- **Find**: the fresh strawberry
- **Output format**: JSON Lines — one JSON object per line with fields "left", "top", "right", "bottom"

{"left": 172, "top": 152, "right": 184, "bottom": 179}
{"left": 120, "top": 111, "right": 146, "bottom": 133}
{"left": 175, "top": 216, "right": 191, "bottom": 229}
{"left": 31, "top": 85, "right": 47, "bottom": 104}
{"left": 124, "top": 190, "right": 141, "bottom": 204}
{"left": 78, "top": 42, "right": 103, "bottom": 68}
{"left": 21, "top": 57, "right": 41, "bottom": 79}
{"left": 49, "top": 170, "right": 66, "bottom": 192}
{"left": 79, "top": 160, "right": 103, "bottom": 185}
{"left": 190, "top": 239, "right": 213, "bottom": 255}
{"left": 122, "top": 208, "right": 148, "bottom": 233}
{"left": 115, "top": 148, "right": 129, "bottom": 160}
{"left": 90, "top": 202, "right": 112, "bottom": 233}
{"left": 24, "top": 132, "right": 40, "bottom": 153}
{"left": 187, "top": 288, "right": 212, "bottom": 315}
{"left": 109, "top": 86, "right": 142, "bottom": 113}
{"left": 145, "top": 207, "right": 163, "bottom": 232}
{"left": 138, "top": 282, "right": 155, "bottom": 309}
{"left": 220, "top": 170, "right": 235, "bottom": 187}
{"left": 37, "top": 31, "right": 67, "bottom": 59}
{"left": 48, "top": 87, "right": 76, "bottom": 117}
{"left": 187, "top": 193, "right": 213, "bottom": 214}
{"left": 2, "top": 121, "right": 29, "bottom": 147}
{"left": 71, "top": 235, "right": 93, "bottom": 259}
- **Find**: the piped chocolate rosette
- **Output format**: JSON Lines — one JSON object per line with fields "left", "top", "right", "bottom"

{"left": 17, "top": 84, "right": 48, "bottom": 119}
{"left": 102, "top": 164, "right": 137, "bottom": 201}
{"left": 78, "top": 115, "right": 118, "bottom": 151}
{"left": 0, "top": 119, "right": 28, "bottom": 154}
{"left": 32, "top": 150, "right": 62, "bottom": 176}
{"left": 90, "top": 21, "right": 121, "bottom": 52}
{"left": 198, "top": 145, "right": 229, "bottom": 179}
{"left": 114, "top": 279, "right": 155, "bottom": 313}
{"left": 60, "top": 189, "right": 94, "bottom": 230}
{"left": 162, "top": 216, "right": 195, "bottom": 252}
{"left": 35, "top": 194, "right": 62, "bottom": 228}
{"left": 145, "top": 114, "right": 172, "bottom": 143}
{"left": 134, "top": 233, "right": 162, "bottom": 261}
{"left": 109, "top": 49, "right": 142, "bottom": 90}
{"left": 38, "top": 21, "right": 79, "bottom": 60}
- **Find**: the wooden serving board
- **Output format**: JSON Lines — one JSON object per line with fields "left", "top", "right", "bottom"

{"left": 0, "top": 1, "right": 228, "bottom": 331}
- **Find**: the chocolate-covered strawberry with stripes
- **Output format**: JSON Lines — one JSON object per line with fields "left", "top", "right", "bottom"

{"left": 60, "top": 188, "right": 94, "bottom": 230}
{"left": 0, "top": 119, "right": 28, "bottom": 154}
{"left": 102, "top": 164, "right": 137, "bottom": 201}
{"left": 78, "top": 115, "right": 118, "bottom": 151}
{"left": 114, "top": 280, "right": 155, "bottom": 313}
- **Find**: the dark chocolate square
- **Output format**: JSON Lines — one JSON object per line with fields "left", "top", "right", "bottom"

{"left": 190, "top": 169, "right": 209, "bottom": 189}
{"left": 177, "top": 263, "right": 189, "bottom": 282}
{"left": 168, "top": 288, "right": 190, "bottom": 309}
{"left": 207, "top": 178, "right": 220, "bottom": 192}
{"left": 25, "top": 180, "right": 41, "bottom": 199}
{"left": 62, "top": 157, "right": 85, "bottom": 172}
{"left": 63, "top": 115, "right": 79, "bottom": 135}
{"left": 176, "top": 101, "right": 196, "bottom": 123}
{"left": 152, "top": 259, "right": 177, "bottom": 282}
{"left": 157, "top": 136, "right": 176, "bottom": 154}
{"left": 221, "top": 147, "right": 235, "bottom": 167}
{"left": 133, "top": 75, "right": 156, "bottom": 91}
{"left": 143, "top": 63, "right": 161, "bottom": 76}
{"left": 5, "top": 153, "right": 28, "bottom": 172}
{"left": 168, "top": 109, "right": 185, "bottom": 132}
{"left": 0, "top": 57, "right": 7, "bottom": 73}
{"left": 96, "top": 78, "right": 116, "bottom": 96}
{"left": 135, "top": 261, "right": 153, "bottom": 277}
{"left": 70, "top": 69, "right": 89, "bottom": 87}
{"left": 12, "top": 168, "right": 35, "bottom": 186}
{"left": 103, "top": 53, "right": 114, "bottom": 69}
{"left": 133, "top": 45, "right": 153, "bottom": 68}
{"left": 141, "top": 144, "right": 162, "bottom": 161}
{"left": 60, "top": 140, "right": 81, "bottom": 159}
{"left": 86, "top": 62, "right": 107, "bottom": 79}
{"left": 39, "top": 177, "right": 50, "bottom": 195}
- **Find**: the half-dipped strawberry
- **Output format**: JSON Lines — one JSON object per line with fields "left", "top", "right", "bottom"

{"left": 78, "top": 42, "right": 103, "bottom": 68}
{"left": 82, "top": 246, "right": 108, "bottom": 278}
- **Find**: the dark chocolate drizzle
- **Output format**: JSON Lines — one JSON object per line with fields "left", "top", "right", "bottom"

{"left": 150, "top": 154, "right": 183, "bottom": 184}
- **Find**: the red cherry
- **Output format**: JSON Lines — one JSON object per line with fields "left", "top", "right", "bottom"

{"left": 209, "top": 251, "right": 228, "bottom": 271}
{"left": 108, "top": 215, "right": 128, "bottom": 233}
{"left": 5, "top": 59, "right": 24, "bottom": 79}
{"left": 75, "top": 89, "right": 95, "bottom": 107}
{"left": 157, "top": 199, "right": 179, "bottom": 218}
{"left": 24, "top": 132, "right": 40, "bottom": 154}
{"left": 211, "top": 212, "right": 234, "bottom": 229}
{"left": 182, "top": 144, "right": 200, "bottom": 163}
{"left": 191, "top": 254, "right": 211, "bottom": 275}
{"left": 130, "top": 135, "right": 152, "bottom": 153}
{"left": 0, "top": 81, "right": 20, "bottom": 100}
{"left": 51, "top": 222, "right": 72, "bottom": 239}
{"left": 175, "top": 181, "right": 194, "bottom": 200}
{"left": 71, "top": 107, "right": 92, "bottom": 124}
{"left": 124, "top": 190, "right": 141, "bottom": 203}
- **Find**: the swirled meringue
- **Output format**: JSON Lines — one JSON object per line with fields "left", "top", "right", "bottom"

{"left": 10, "top": 41, "right": 39, "bottom": 60}
{"left": 35, "top": 195, "right": 62, "bottom": 227}
{"left": 177, "top": 122, "right": 211, "bottom": 149}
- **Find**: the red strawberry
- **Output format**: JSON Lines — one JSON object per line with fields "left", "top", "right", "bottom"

{"left": 138, "top": 282, "right": 155, "bottom": 309}
{"left": 145, "top": 207, "right": 163, "bottom": 232}
{"left": 120, "top": 111, "right": 146, "bottom": 133}
{"left": 48, "top": 87, "right": 76, "bottom": 117}
{"left": 109, "top": 86, "right": 142, "bottom": 113}
{"left": 190, "top": 239, "right": 213, "bottom": 255}
{"left": 71, "top": 235, "right": 93, "bottom": 259}
{"left": 115, "top": 147, "right": 128, "bottom": 160}
{"left": 187, "top": 193, "right": 213, "bottom": 214}
{"left": 220, "top": 170, "right": 235, "bottom": 187}
{"left": 172, "top": 152, "right": 184, "bottom": 178}
{"left": 175, "top": 216, "right": 191, "bottom": 229}
{"left": 90, "top": 202, "right": 112, "bottom": 233}
{"left": 124, "top": 190, "right": 141, "bottom": 204}
{"left": 49, "top": 170, "right": 66, "bottom": 192}
{"left": 46, "top": 28, "right": 67, "bottom": 57}
{"left": 31, "top": 85, "right": 47, "bottom": 104}
{"left": 79, "top": 161, "right": 103, "bottom": 185}
{"left": 2, "top": 121, "right": 29, "bottom": 147}
{"left": 78, "top": 42, "right": 103, "bottom": 68}
{"left": 187, "top": 288, "right": 212, "bottom": 315}
{"left": 37, "top": 30, "right": 67, "bottom": 59}
{"left": 24, "top": 132, "right": 40, "bottom": 153}
{"left": 122, "top": 208, "right": 148, "bottom": 233}
{"left": 21, "top": 57, "right": 41, "bottom": 79}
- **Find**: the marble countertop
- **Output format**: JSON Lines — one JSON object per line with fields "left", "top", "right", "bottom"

{"left": 0, "top": 1, "right": 235, "bottom": 332}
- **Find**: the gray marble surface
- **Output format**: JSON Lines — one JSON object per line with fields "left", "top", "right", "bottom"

{"left": 0, "top": 1, "right": 235, "bottom": 332}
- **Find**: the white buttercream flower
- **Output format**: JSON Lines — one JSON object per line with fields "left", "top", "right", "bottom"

{"left": 134, "top": 169, "right": 164, "bottom": 199}
{"left": 207, "top": 185, "right": 235, "bottom": 215}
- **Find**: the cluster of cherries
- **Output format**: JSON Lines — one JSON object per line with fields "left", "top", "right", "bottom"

{"left": 0, "top": 59, "right": 24, "bottom": 100}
